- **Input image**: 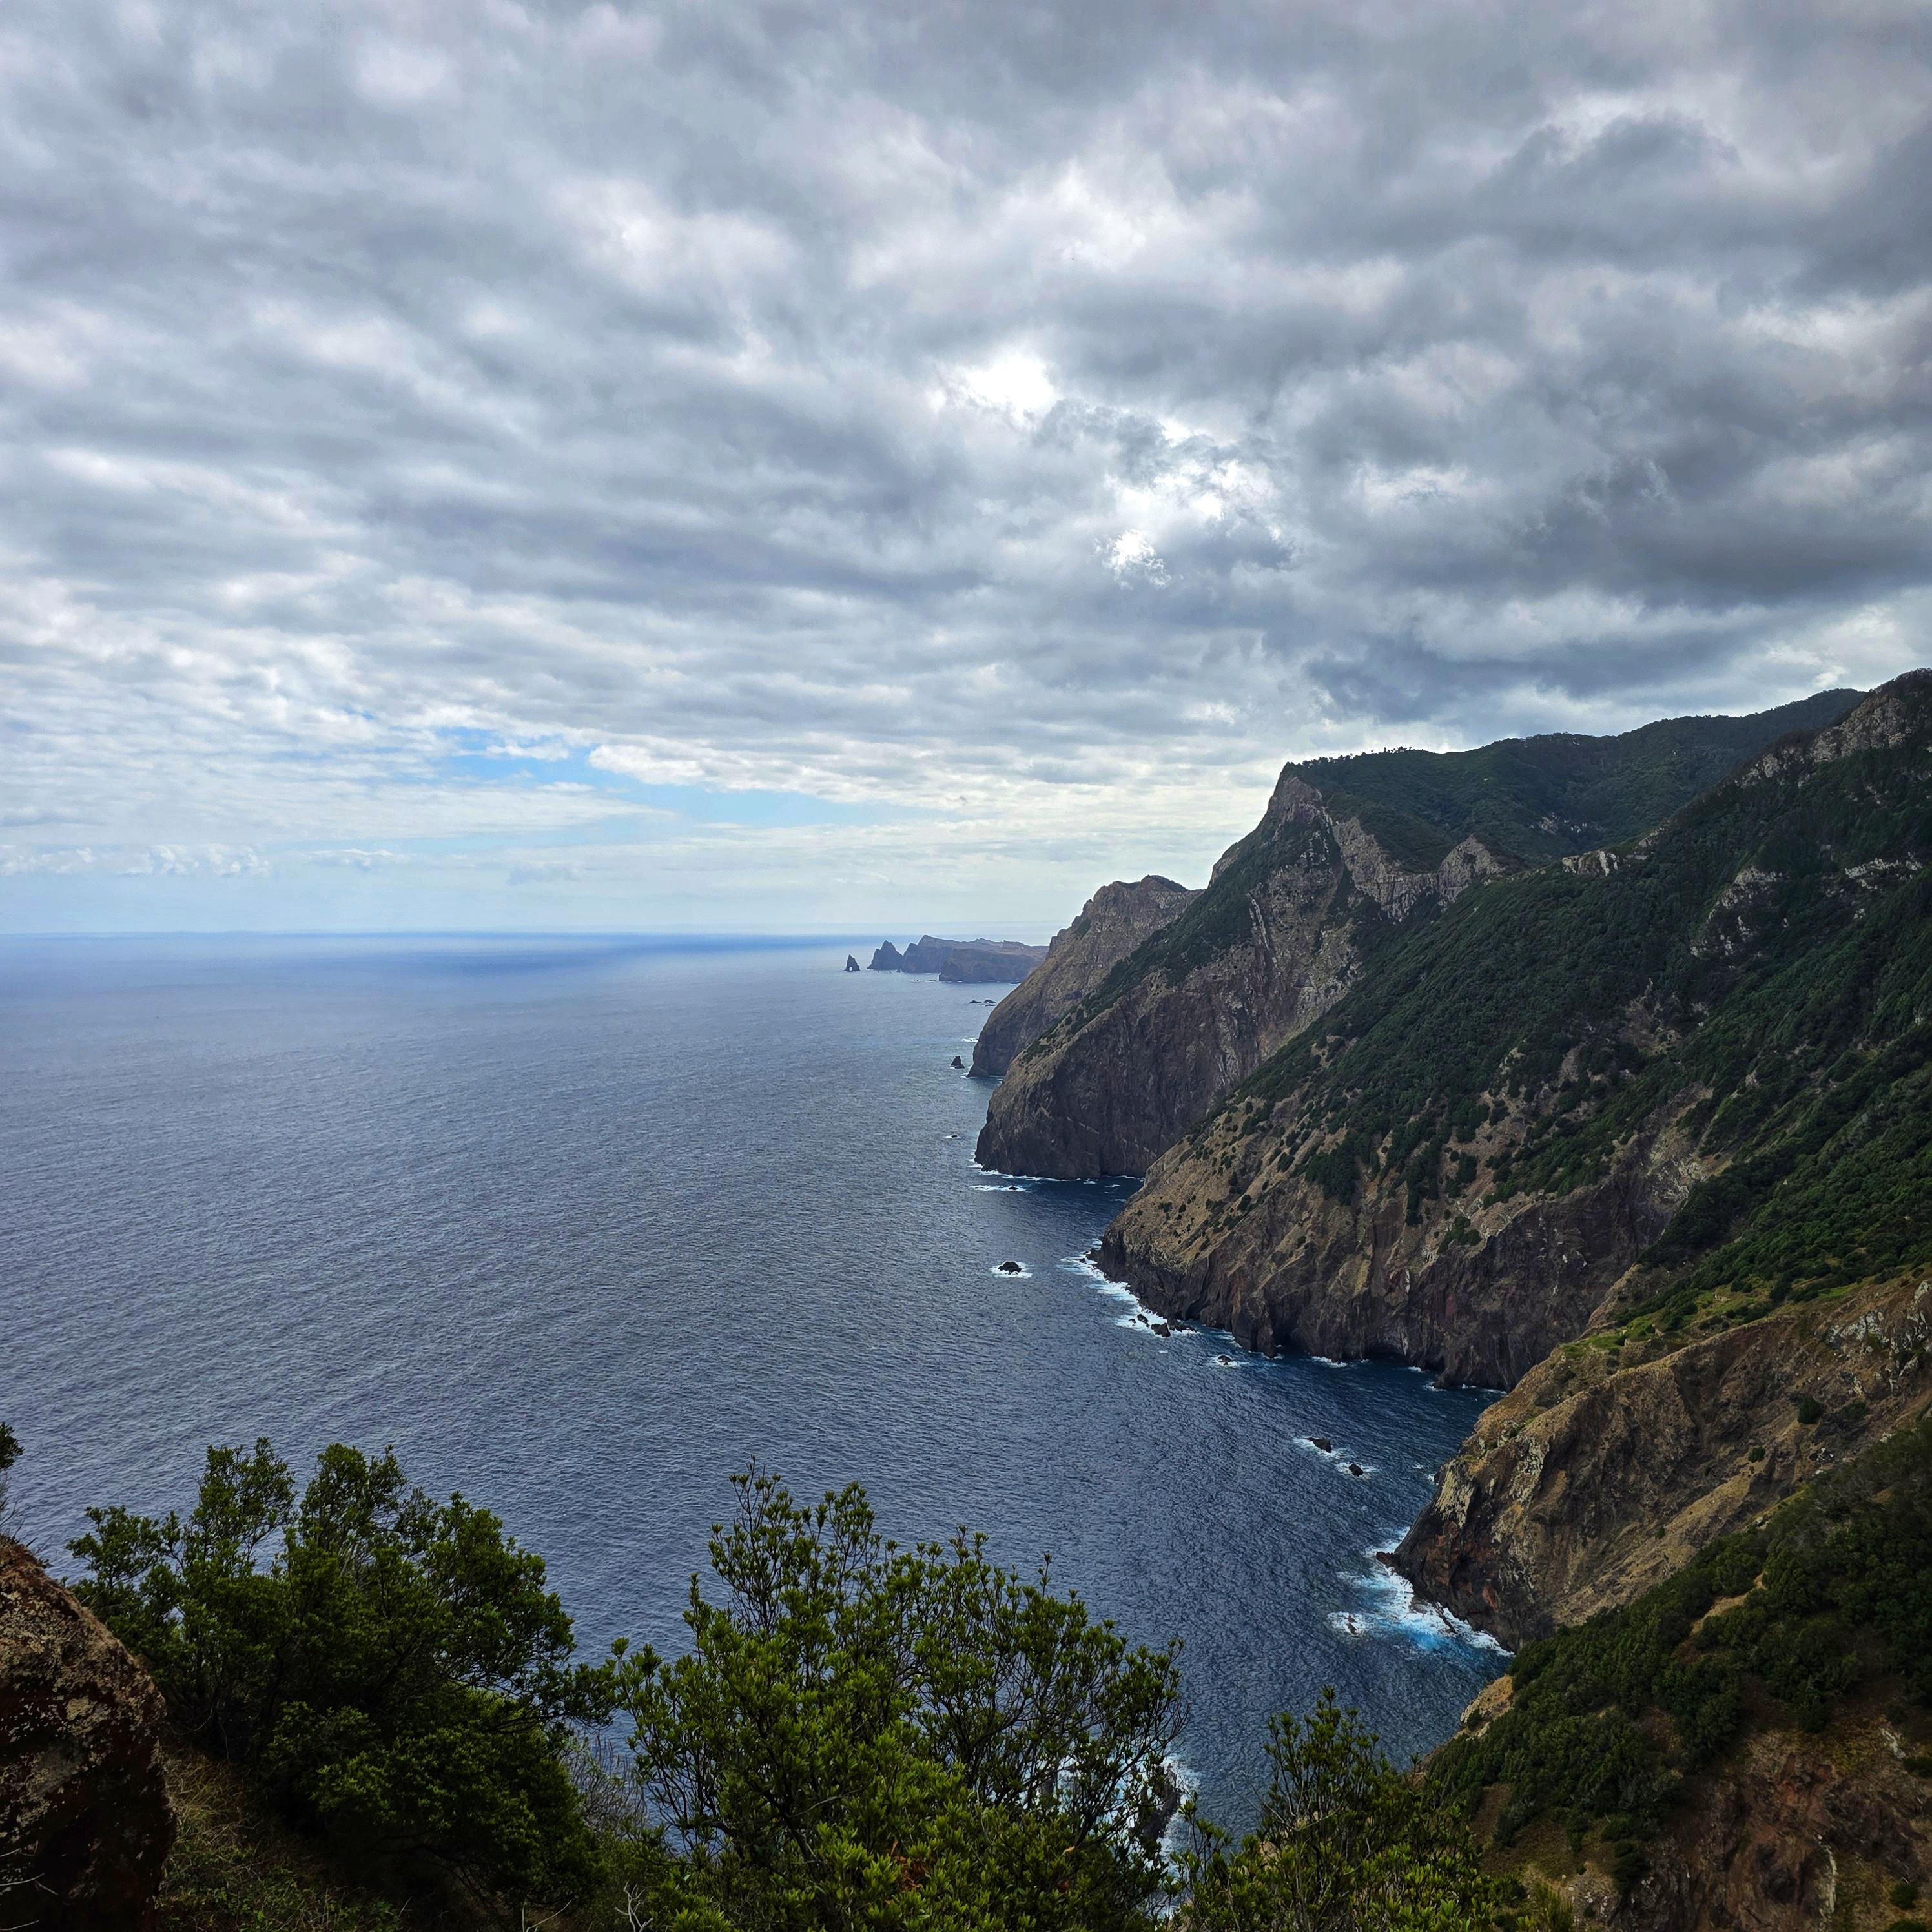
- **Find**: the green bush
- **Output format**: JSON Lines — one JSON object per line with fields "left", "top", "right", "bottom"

{"left": 72, "top": 1441, "right": 614, "bottom": 1912}
{"left": 1182, "top": 1691, "right": 1495, "bottom": 1932}
{"left": 606, "top": 1467, "right": 1182, "bottom": 1932}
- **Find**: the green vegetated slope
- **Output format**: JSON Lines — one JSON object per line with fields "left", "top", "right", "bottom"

{"left": 1298, "top": 686, "right": 1863, "bottom": 870}
{"left": 1038, "top": 688, "right": 1860, "bottom": 1053}
{"left": 1428, "top": 1413, "right": 1932, "bottom": 1905}
{"left": 1225, "top": 672, "right": 1932, "bottom": 1319}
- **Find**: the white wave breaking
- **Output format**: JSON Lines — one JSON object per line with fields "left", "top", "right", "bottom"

{"left": 1326, "top": 1545, "right": 1509, "bottom": 1656}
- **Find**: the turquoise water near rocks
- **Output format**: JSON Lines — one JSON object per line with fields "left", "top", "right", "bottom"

{"left": 0, "top": 934, "right": 1503, "bottom": 1824}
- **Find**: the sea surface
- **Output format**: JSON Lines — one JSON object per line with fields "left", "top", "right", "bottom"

{"left": 0, "top": 934, "right": 1503, "bottom": 1825}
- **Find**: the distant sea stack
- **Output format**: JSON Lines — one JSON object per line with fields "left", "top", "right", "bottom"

{"left": 868, "top": 936, "right": 1047, "bottom": 984}
{"left": 970, "top": 876, "right": 1197, "bottom": 1078}
{"left": 845, "top": 954, "right": 860, "bottom": 972}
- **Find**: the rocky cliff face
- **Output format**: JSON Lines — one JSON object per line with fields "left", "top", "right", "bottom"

{"left": 1622, "top": 1708, "right": 1931, "bottom": 1932}
{"left": 936, "top": 940, "right": 1048, "bottom": 984}
{"left": 976, "top": 777, "right": 1509, "bottom": 1177}
{"left": 970, "top": 876, "right": 1196, "bottom": 1078}
{"left": 971, "top": 692, "right": 1864, "bottom": 1184}
{"left": 1393, "top": 1274, "right": 1932, "bottom": 1646}
{"left": 0, "top": 1539, "right": 174, "bottom": 1929}
{"left": 1098, "top": 1094, "right": 1690, "bottom": 1388}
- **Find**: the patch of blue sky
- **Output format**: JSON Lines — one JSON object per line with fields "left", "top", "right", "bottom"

{"left": 431, "top": 732, "right": 896, "bottom": 830}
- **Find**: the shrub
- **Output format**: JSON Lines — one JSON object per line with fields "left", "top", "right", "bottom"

{"left": 610, "top": 1468, "right": 1183, "bottom": 1932}
{"left": 1182, "top": 1691, "right": 1495, "bottom": 1932}
{"left": 72, "top": 1441, "right": 614, "bottom": 1911}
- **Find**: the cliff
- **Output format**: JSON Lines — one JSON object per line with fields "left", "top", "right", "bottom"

{"left": 970, "top": 876, "right": 1196, "bottom": 1078}
{"left": 976, "top": 784, "right": 1514, "bottom": 1177}
{"left": 976, "top": 690, "right": 1860, "bottom": 1180}
{"left": 1076, "top": 670, "right": 1932, "bottom": 1723}
{"left": 1395, "top": 1272, "right": 1932, "bottom": 1645}
{"left": 0, "top": 1538, "right": 174, "bottom": 1929}
{"left": 1100, "top": 673, "right": 1932, "bottom": 1392}
{"left": 937, "top": 940, "right": 1048, "bottom": 984}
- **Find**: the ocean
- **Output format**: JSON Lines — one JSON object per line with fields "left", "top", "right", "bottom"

{"left": 0, "top": 933, "right": 1503, "bottom": 1825}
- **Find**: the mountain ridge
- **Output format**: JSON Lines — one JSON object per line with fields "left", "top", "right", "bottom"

{"left": 975, "top": 688, "right": 1864, "bottom": 1181}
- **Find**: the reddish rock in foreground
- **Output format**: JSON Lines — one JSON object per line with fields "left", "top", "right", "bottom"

{"left": 1, "top": 1537, "right": 174, "bottom": 1929}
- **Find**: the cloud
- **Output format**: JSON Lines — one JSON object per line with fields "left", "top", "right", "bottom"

{"left": 0, "top": 843, "right": 269, "bottom": 878}
{"left": 1100, "top": 531, "right": 1171, "bottom": 586}
{"left": 1, "top": 0, "right": 1928, "bottom": 927}
{"left": 305, "top": 847, "right": 411, "bottom": 870}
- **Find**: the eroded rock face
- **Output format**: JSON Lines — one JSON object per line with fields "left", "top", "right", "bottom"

{"left": 1556, "top": 1708, "right": 1928, "bottom": 1932}
{"left": 969, "top": 876, "right": 1197, "bottom": 1078}
{"left": 1393, "top": 1275, "right": 1932, "bottom": 1645}
{"left": 977, "top": 780, "right": 1508, "bottom": 1178}
{"left": 1100, "top": 1093, "right": 1694, "bottom": 1390}
{"left": 0, "top": 1539, "right": 173, "bottom": 1929}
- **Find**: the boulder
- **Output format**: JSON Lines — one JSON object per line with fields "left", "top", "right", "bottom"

{"left": 0, "top": 1539, "right": 173, "bottom": 1929}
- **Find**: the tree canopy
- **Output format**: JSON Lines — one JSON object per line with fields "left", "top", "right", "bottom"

{"left": 72, "top": 1439, "right": 614, "bottom": 1911}
{"left": 606, "top": 1466, "right": 1184, "bottom": 1931}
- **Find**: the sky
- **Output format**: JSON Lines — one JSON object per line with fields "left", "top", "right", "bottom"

{"left": 3, "top": 0, "right": 1929, "bottom": 936}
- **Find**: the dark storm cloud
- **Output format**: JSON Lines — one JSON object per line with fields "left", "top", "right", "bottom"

{"left": 2, "top": 0, "right": 1929, "bottom": 885}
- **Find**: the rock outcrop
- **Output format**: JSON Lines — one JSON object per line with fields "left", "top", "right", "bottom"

{"left": 1452, "top": 1683, "right": 1932, "bottom": 1932}
{"left": 1619, "top": 1707, "right": 1932, "bottom": 1932}
{"left": 869, "top": 937, "right": 1048, "bottom": 983}
{"left": 1393, "top": 1274, "right": 1932, "bottom": 1645}
{"left": 970, "top": 876, "right": 1197, "bottom": 1078}
{"left": 0, "top": 1539, "right": 174, "bottom": 1929}
{"left": 845, "top": 954, "right": 860, "bottom": 972}
{"left": 936, "top": 940, "right": 1047, "bottom": 984}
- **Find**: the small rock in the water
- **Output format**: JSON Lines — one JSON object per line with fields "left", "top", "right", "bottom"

{"left": 1310, "top": 1437, "right": 1333, "bottom": 1454}
{"left": 1153, "top": 1321, "right": 1172, "bottom": 1337}
{"left": 1215, "top": 1353, "right": 1233, "bottom": 1365}
{"left": 997, "top": 1260, "right": 1024, "bottom": 1275}
{"left": 845, "top": 954, "right": 860, "bottom": 972}
{"left": 1086, "top": 1245, "right": 1103, "bottom": 1261}
{"left": 1348, "top": 1463, "right": 1364, "bottom": 1477}
{"left": 951, "top": 1055, "right": 964, "bottom": 1069}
